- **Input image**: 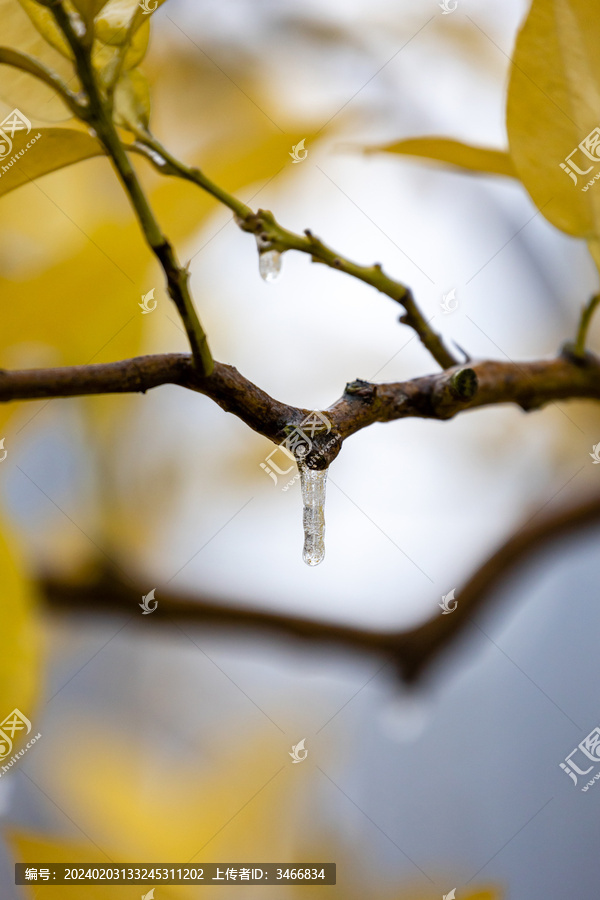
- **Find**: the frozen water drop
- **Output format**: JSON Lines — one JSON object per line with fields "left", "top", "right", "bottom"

{"left": 259, "top": 248, "right": 282, "bottom": 282}
{"left": 380, "top": 690, "right": 431, "bottom": 743}
{"left": 299, "top": 463, "right": 327, "bottom": 566}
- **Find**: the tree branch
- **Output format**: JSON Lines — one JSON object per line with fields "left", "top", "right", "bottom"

{"left": 45, "top": 1, "right": 213, "bottom": 376}
{"left": 39, "top": 491, "right": 600, "bottom": 683}
{"left": 130, "top": 136, "right": 458, "bottom": 370}
{"left": 1, "top": 350, "right": 599, "bottom": 466}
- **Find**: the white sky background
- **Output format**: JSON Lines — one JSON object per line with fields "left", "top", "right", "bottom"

{"left": 124, "top": 0, "right": 599, "bottom": 628}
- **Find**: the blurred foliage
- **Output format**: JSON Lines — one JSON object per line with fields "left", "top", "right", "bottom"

{"left": 368, "top": 0, "right": 600, "bottom": 275}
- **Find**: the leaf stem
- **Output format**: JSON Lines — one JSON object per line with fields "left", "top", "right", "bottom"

{"left": 574, "top": 293, "right": 600, "bottom": 359}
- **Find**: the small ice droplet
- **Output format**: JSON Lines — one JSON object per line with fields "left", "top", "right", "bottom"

{"left": 259, "top": 248, "right": 282, "bottom": 282}
{"left": 299, "top": 463, "right": 327, "bottom": 566}
{"left": 380, "top": 691, "right": 431, "bottom": 743}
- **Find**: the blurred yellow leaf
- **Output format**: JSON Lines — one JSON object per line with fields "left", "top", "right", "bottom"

{"left": 0, "top": 127, "right": 105, "bottom": 198}
{"left": 0, "top": 522, "right": 39, "bottom": 716}
{"left": 16, "top": 0, "right": 72, "bottom": 58}
{"left": 113, "top": 69, "right": 150, "bottom": 132}
{"left": 92, "top": 19, "right": 149, "bottom": 82}
{"left": 71, "top": 0, "right": 110, "bottom": 26}
{"left": 7, "top": 730, "right": 295, "bottom": 899}
{"left": 0, "top": 0, "right": 76, "bottom": 121}
{"left": 366, "top": 136, "right": 516, "bottom": 178}
{"left": 6, "top": 832, "right": 122, "bottom": 900}
{"left": 95, "top": 0, "right": 167, "bottom": 44}
{"left": 507, "top": 0, "right": 600, "bottom": 240}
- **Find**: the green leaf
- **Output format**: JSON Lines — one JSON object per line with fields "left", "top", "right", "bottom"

{"left": 507, "top": 0, "right": 600, "bottom": 240}
{"left": 113, "top": 69, "right": 150, "bottom": 132}
{"left": 366, "top": 136, "right": 516, "bottom": 178}
{"left": 0, "top": 127, "right": 105, "bottom": 198}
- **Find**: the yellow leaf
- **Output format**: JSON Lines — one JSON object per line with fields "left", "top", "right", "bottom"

{"left": 0, "top": 127, "right": 105, "bottom": 198}
{"left": 95, "top": 0, "right": 167, "bottom": 44}
{"left": 0, "top": 522, "right": 39, "bottom": 716}
{"left": 0, "top": 0, "right": 76, "bottom": 122}
{"left": 366, "top": 136, "right": 516, "bottom": 178}
{"left": 5, "top": 832, "right": 119, "bottom": 900}
{"left": 92, "top": 19, "right": 149, "bottom": 80}
{"left": 71, "top": 0, "right": 110, "bottom": 25}
{"left": 507, "top": 0, "right": 600, "bottom": 240}
{"left": 113, "top": 69, "right": 150, "bottom": 132}
{"left": 16, "top": 0, "right": 73, "bottom": 59}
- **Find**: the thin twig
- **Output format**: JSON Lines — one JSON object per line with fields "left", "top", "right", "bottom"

{"left": 131, "top": 135, "right": 458, "bottom": 370}
{"left": 46, "top": 0, "right": 213, "bottom": 375}
{"left": 574, "top": 293, "right": 600, "bottom": 359}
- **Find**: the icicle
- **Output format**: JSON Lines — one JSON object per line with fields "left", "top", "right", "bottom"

{"left": 255, "top": 234, "right": 282, "bottom": 282}
{"left": 299, "top": 462, "right": 328, "bottom": 566}
{"left": 258, "top": 249, "right": 282, "bottom": 282}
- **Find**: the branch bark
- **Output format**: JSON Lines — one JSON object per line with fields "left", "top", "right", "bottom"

{"left": 1, "top": 350, "right": 599, "bottom": 465}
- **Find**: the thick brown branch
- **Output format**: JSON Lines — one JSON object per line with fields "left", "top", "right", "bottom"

{"left": 0, "top": 351, "right": 599, "bottom": 463}
{"left": 40, "top": 492, "right": 600, "bottom": 683}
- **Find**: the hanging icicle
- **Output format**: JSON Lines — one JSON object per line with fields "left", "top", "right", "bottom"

{"left": 258, "top": 249, "right": 282, "bottom": 282}
{"left": 299, "top": 461, "right": 328, "bottom": 566}
{"left": 255, "top": 233, "right": 282, "bottom": 282}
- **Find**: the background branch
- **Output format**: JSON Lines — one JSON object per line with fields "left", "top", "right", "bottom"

{"left": 40, "top": 492, "right": 600, "bottom": 683}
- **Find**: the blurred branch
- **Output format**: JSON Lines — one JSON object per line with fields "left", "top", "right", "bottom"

{"left": 1, "top": 351, "right": 599, "bottom": 466}
{"left": 45, "top": 1, "right": 213, "bottom": 376}
{"left": 40, "top": 492, "right": 600, "bottom": 683}
{"left": 130, "top": 136, "right": 458, "bottom": 370}
{"left": 0, "top": 47, "right": 85, "bottom": 117}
